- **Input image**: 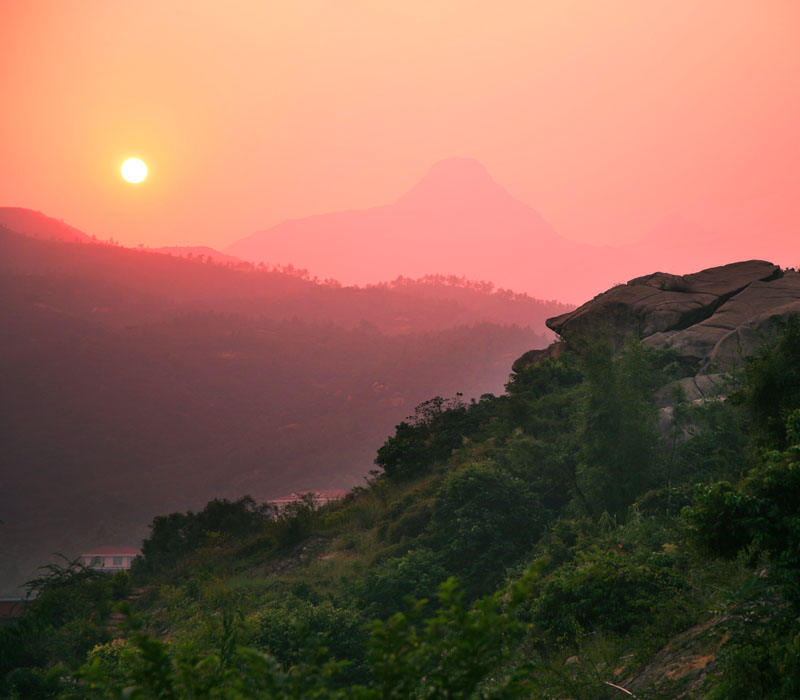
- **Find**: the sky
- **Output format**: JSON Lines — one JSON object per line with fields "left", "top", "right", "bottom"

{"left": 2, "top": 1, "right": 799, "bottom": 255}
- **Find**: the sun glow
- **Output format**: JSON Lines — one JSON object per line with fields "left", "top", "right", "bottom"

{"left": 121, "top": 158, "right": 148, "bottom": 184}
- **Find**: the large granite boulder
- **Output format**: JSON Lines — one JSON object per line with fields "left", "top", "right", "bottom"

{"left": 544, "top": 260, "right": 792, "bottom": 369}
{"left": 644, "top": 271, "right": 800, "bottom": 370}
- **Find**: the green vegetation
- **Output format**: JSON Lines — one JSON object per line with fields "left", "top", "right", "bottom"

{"left": 735, "top": 314, "right": 800, "bottom": 450}
{"left": 4, "top": 319, "right": 800, "bottom": 698}
{"left": 575, "top": 338, "right": 668, "bottom": 518}
{"left": 135, "top": 497, "right": 274, "bottom": 575}
{"left": 0, "top": 558, "right": 129, "bottom": 699}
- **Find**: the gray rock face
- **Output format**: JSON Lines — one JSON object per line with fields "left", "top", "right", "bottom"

{"left": 544, "top": 260, "right": 795, "bottom": 370}
{"left": 645, "top": 272, "right": 800, "bottom": 370}
{"left": 653, "top": 374, "right": 730, "bottom": 441}
{"left": 653, "top": 374, "right": 726, "bottom": 409}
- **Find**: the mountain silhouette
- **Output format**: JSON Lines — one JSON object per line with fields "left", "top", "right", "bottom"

{"left": 226, "top": 158, "right": 800, "bottom": 304}
{"left": 226, "top": 158, "right": 617, "bottom": 303}
{"left": 0, "top": 207, "right": 95, "bottom": 244}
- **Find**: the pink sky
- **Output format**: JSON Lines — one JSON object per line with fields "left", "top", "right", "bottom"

{"left": 2, "top": 1, "right": 799, "bottom": 258}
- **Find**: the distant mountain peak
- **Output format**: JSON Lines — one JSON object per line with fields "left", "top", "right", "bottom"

{"left": 395, "top": 157, "right": 508, "bottom": 208}
{"left": 421, "top": 157, "right": 493, "bottom": 182}
{"left": 226, "top": 157, "right": 586, "bottom": 299}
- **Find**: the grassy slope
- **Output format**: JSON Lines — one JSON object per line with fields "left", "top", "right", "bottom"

{"left": 121, "top": 345, "right": 759, "bottom": 698}
{"left": 6, "top": 324, "right": 800, "bottom": 699}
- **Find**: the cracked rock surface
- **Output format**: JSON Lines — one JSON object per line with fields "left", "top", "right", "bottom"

{"left": 544, "top": 260, "right": 799, "bottom": 372}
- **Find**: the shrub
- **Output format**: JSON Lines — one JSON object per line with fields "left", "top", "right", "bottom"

{"left": 427, "top": 463, "right": 547, "bottom": 595}
{"left": 686, "top": 410, "right": 800, "bottom": 602}
{"left": 532, "top": 550, "right": 687, "bottom": 645}
{"left": 137, "top": 496, "right": 273, "bottom": 573}
{"left": 383, "top": 502, "right": 432, "bottom": 544}
{"left": 3, "top": 666, "right": 63, "bottom": 700}
{"left": 576, "top": 338, "right": 663, "bottom": 519}
{"left": 737, "top": 314, "right": 800, "bottom": 451}
{"left": 354, "top": 548, "right": 448, "bottom": 620}
{"left": 269, "top": 494, "right": 318, "bottom": 549}
{"left": 251, "top": 598, "right": 369, "bottom": 683}
{"left": 375, "top": 395, "right": 489, "bottom": 481}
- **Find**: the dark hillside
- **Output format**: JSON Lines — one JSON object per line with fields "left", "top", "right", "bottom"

{"left": 0, "top": 227, "right": 557, "bottom": 593}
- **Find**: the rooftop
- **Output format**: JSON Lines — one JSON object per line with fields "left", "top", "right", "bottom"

{"left": 81, "top": 546, "right": 141, "bottom": 557}
{"left": 269, "top": 489, "right": 348, "bottom": 503}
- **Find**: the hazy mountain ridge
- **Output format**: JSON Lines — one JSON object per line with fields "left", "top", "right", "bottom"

{"left": 0, "top": 207, "right": 96, "bottom": 244}
{"left": 226, "top": 158, "right": 606, "bottom": 302}
{"left": 225, "top": 158, "right": 798, "bottom": 304}
{"left": 0, "top": 220, "right": 558, "bottom": 593}
{"left": 149, "top": 245, "right": 245, "bottom": 265}
{"left": 0, "top": 221, "right": 568, "bottom": 334}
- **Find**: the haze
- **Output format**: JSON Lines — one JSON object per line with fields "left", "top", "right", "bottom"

{"left": 3, "top": 1, "right": 799, "bottom": 274}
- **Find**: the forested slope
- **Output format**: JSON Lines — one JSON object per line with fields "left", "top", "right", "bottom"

{"left": 4, "top": 264, "right": 799, "bottom": 698}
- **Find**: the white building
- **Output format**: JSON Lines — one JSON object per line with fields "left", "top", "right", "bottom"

{"left": 81, "top": 546, "right": 141, "bottom": 572}
{"left": 268, "top": 489, "right": 347, "bottom": 513}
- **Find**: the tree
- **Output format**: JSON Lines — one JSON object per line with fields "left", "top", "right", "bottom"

{"left": 375, "top": 395, "right": 472, "bottom": 481}
{"left": 685, "top": 410, "right": 800, "bottom": 699}
{"left": 737, "top": 314, "right": 800, "bottom": 451}
{"left": 576, "top": 337, "right": 662, "bottom": 519}
{"left": 136, "top": 496, "right": 273, "bottom": 573}
{"left": 686, "top": 409, "right": 800, "bottom": 603}
{"left": 427, "top": 463, "right": 546, "bottom": 595}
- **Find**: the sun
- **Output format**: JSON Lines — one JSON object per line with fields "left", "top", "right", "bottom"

{"left": 121, "top": 158, "right": 148, "bottom": 184}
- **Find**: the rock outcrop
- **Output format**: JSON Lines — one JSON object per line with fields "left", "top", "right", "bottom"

{"left": 645, "top": 271, "right": 800, "bottom": 369}
{"left": 511, "top": 342, "right": 567, "bottom": 374}
{"left": 541, "top": 260, "right": 799, "bottom": 372}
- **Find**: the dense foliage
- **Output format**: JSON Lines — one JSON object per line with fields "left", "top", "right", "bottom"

{"left": 735, "top": 314, "right": 800, "bottom": 450}
{"left": 4, "top": 315, "right": 800, "bottom": 699}
{"left": 135, "top": 497, "right": 274, "bottom": 574}
{"left": 0, "top": 559, "right": 129, "bottom": 699}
